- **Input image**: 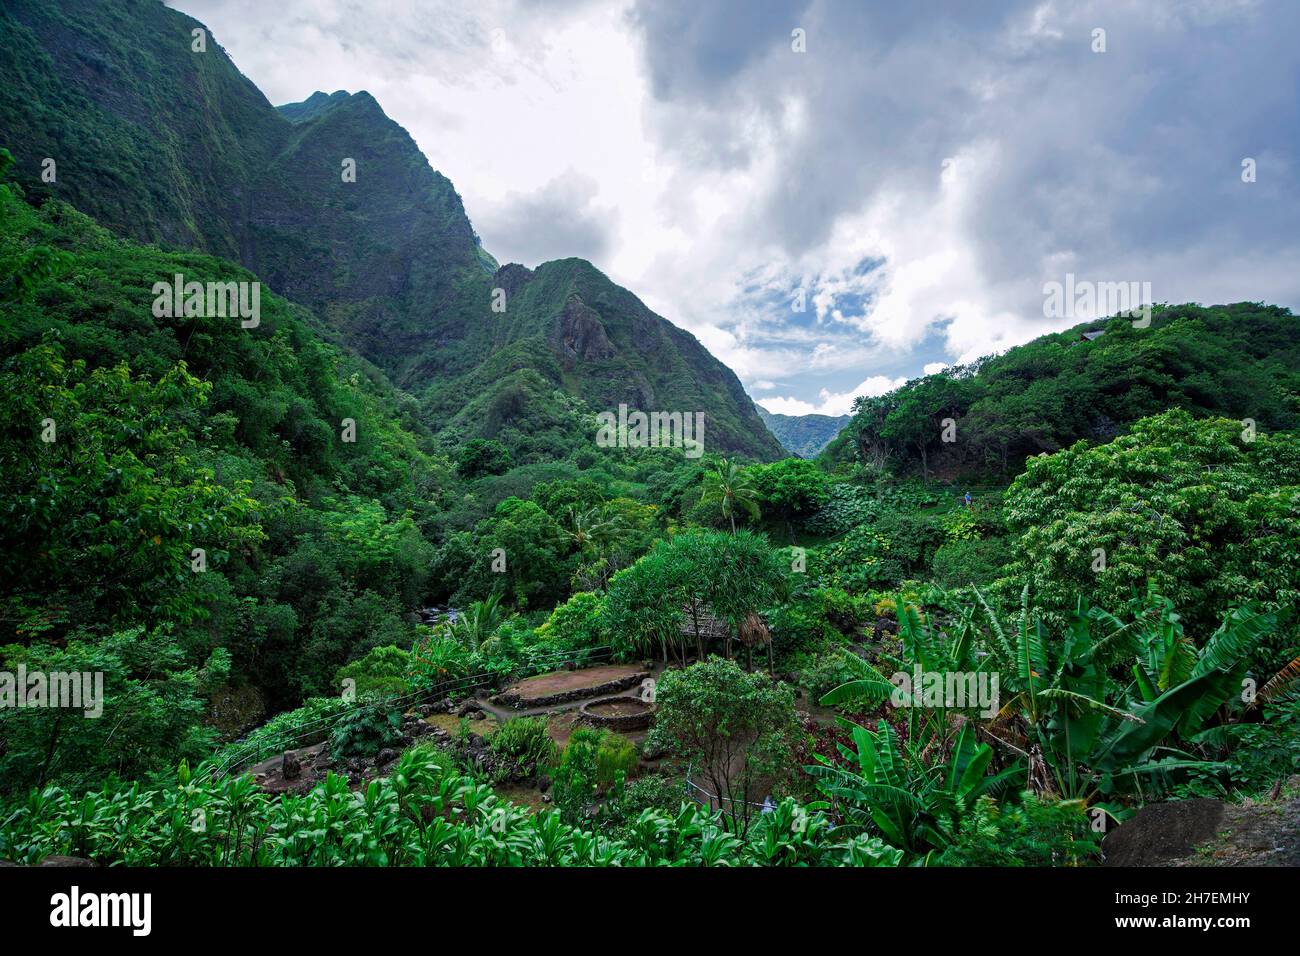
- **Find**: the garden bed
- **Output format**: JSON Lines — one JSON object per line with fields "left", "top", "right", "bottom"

{"left": 578, "top": 695, "right": 655, "bottom": 731}
{"left": 496, "top": 665, "right": 649, "bottom": 709}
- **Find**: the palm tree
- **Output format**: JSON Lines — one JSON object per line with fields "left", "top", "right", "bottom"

{"left": 447, "top": 594, "right": 506, "bottom": 652}
{"left": 563, "top": 505, "right": 630, "bottom": 589}
{"left": 562, "top": 505, "right": 626, "bottom": 556}
{"left": 699, "top": 458, "right": 760, "bottom": 534}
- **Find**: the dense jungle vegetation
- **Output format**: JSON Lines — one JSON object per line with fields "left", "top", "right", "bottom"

{"left": 3, "top": 137, "right": 1297, "bottom": 863}
{"left": 1, "top": 0, "right": 1297, "bottom": 870}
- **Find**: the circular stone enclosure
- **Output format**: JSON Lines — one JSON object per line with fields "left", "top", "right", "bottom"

{"left": 578, "top": 696, "right": 655, "bottom": 731}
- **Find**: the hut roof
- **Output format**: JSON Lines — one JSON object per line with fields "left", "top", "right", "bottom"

{"left": 737, "top": 611, "right": 772, "bottom": 647}
{"left": 680, "top": 602, "right": 730, "bottom": 640}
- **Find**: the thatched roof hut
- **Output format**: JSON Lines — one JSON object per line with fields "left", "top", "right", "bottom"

{"left": 680, "top": 601, "right": 730, "bottom": 642}
{"left": 736, "top": 612, "right": 771, "bottom": 648}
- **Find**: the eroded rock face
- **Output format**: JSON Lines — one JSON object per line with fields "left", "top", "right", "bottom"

{"left": 494, "top": 263, "right": 535, "bottom": 300}
{"left": 553, "top": 295, "right": 616, "bottom": 366}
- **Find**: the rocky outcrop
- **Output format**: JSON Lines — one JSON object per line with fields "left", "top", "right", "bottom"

{"left": 553, "top": 294, "right": 617, "bottom": 366}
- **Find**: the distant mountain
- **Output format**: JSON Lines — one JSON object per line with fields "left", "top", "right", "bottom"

{"left": 755, "top": 407, "right": 849, "bottom": 458}
{"left": 0, "top": 0, "right": 783, "bottom": 461}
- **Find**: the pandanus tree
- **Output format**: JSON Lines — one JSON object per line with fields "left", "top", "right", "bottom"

{"left": 605, "top": 530, "right": 787, "bottom": 663}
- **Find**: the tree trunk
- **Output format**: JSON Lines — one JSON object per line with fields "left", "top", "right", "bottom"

{"left": 37, "top": 712, "right": 65, "bottom": 789}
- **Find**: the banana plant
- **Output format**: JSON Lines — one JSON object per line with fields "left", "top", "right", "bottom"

{"left": 976, "top": 587, "right": 1283, "bottom": 808}
{"left": 807, "top": 719, "right": 1020, "bottom": 860}
{"left": 820, "top": 597, "right": 995, "bottom": 746}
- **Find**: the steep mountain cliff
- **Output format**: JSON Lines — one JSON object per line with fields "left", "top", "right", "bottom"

{"left": 0, "top": 0, "right": 782, "bottom": 460}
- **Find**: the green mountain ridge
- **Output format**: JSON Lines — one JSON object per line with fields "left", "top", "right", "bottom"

{"left": 754, "top": 407, "right": 849, "bottom": 458}
{"left": 821, "top": 303, "right": 1300, "bottom": 479}
{"left": 0, "top": 0, "right": 782, "bottom": 461}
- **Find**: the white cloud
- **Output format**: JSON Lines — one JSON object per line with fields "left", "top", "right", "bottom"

{"left": 758, "top": 374, "right": 906, "bottom": 417}
{"left": 170, "top": 0, "right": 1300, "bottom": 412}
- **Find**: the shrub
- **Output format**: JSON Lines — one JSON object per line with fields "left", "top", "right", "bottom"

{"left": 334, "top": 645, "right": 412, "bottom": 698}
{"left": 535, "top": 591, "right": 608, "bottom": 651}
{"left": 570, "top": 728, "right": 638, "bottom": 786}
{"left": 930, "top": 536, "right": 1012, "bottom": 589}
{"left": 804, "top": 483, "right": 878, "bottom": 535}
{"left": 609, "top": 773, "right": 683, "bottom": 823}
{"left": 551, "top": 728, "right": 639, "bottom": 825}
{"left": 934, "top": 794, "right": 1102, "bottom": 867}
{"left": 210, "top": 696, "right": 351, "bottom": 772}
{"left": 799, "top": 650, "right": 869, "bottom": 702}
{"left": 487, "top": 717, "right": 557, "bottom": 782}
{"left": 329, "top": 705, "right": 403, "bottom": 758}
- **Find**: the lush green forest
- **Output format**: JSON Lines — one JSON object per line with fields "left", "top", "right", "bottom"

{"left": 1, "top": 0, "right": 1298, "bottom": 872}
{"left": 822, "top": 304, "right": 1300, "bottom": 480}
{"left": 0, "top": 0, "right": 782, "bottom": 462}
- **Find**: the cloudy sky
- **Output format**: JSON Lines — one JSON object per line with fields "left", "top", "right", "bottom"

{"left": 171, "top": 0, "right": 1300, "bottom": 416}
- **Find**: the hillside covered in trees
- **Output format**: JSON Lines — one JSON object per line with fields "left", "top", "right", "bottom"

{"left": 756, "top": 407, "right": 849, "bottom": 458}
{"left": 0, "top": 0, "right": 1296, "bottom": 889}
{"left": 822, "top": 303, "right": 1300, "bottom": 480}
{"left": 0, "top": 0, "right": 782, "bottom": 461}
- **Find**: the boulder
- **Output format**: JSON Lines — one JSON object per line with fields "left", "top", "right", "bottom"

{"left": 1103, "top": 798, "right": 1225, "bottom": 866}
{"left": 281, "top": 750, "right": 301, "bottom": 780}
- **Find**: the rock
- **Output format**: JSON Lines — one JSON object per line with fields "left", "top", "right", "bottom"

{"left": 538, "top": 775, "right": 551, "bottom": 793}
{"left": 282, "top": 750, "right": 301, "bottom": 780}
{"left": 375, "top": 748, "right": 398, "bottom": 767}
{"left": 1103, "top": 798, "right": 1225, "bottom": 866}
{"left": 542, "top": 794, "right": 552, "bottom": 804}
{"left": 469, "top": 710, "right": 485, "bottom": 721}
